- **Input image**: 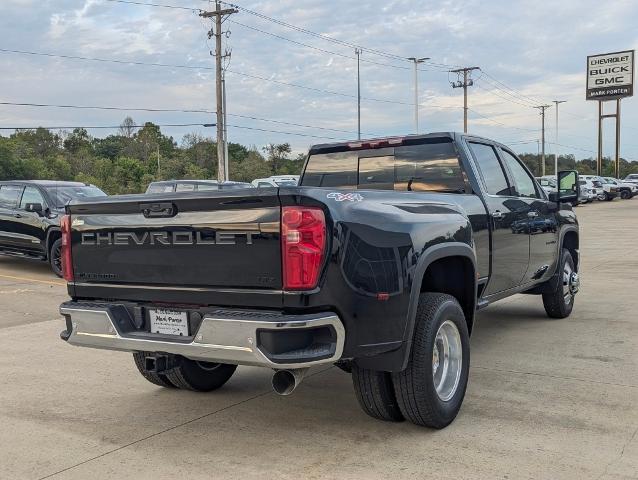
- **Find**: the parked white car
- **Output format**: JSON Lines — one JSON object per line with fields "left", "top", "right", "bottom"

{"left": 581, "top": 175, "right": 618, "bottom": 201}
{"left": 623, "top": 174, "right": 638, "bottom": 186}
{"left": 603, "top": 177, "right": 637, "bottom": 200}
{"left": 578, "top": 179, "right": 597, "bottom": 202}
{"left": 251, "top": 175, "right": 300, "bottom": 188}
{"left": 537, "top": 176, "right": 588, "bottom": 204}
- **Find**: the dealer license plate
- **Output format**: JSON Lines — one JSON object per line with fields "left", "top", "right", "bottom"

{"left": 149, "top": 309, "right": 189, "bottom": 336}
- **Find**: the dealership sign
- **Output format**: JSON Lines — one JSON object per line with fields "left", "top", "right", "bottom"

{"left": 587, "top": 50, "right": 634, "bottom": 100}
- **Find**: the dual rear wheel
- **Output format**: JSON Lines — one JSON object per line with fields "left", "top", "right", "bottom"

{"left": 352, "top": 293, "right": 470, "bottom": 429}
{"left": 353, "top": 256, "right": 578, "bottom": 428}
{"left": 132, "top": 352, "right": 236, "bottom": 392}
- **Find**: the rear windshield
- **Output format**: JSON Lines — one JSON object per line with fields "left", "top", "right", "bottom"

{"left": 45, "top": 185, "right": 106, "bottom": 207}
{"left": 146, "top": 183, "right": 175, "bottom": 193}
{"left": 301, "top": 140, "right": 466, "bottom": 193}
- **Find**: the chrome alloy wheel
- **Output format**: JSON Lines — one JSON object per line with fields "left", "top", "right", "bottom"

{"left": 432, "top": 320, "right": 463, "bottom": 401}
{"left": 563, "top": 262, "right": 579, "bottom": 305}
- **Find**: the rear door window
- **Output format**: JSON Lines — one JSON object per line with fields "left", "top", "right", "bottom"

{"left": 176, "top": 183, "right": 196, "bottom": 192}
{"left": 0, "top": 185, "right": 23, "bottom": 208}
{"left": 468, "top": 142, "right": 511, "bottom": 196}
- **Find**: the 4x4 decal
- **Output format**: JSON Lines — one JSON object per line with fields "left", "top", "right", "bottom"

{"left": 327, "top": 192, "right": 364, "bottom": 202}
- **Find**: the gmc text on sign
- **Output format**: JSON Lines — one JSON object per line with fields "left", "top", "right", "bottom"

{"left": 587, "top": 50, "right": 634, "bottom": 100}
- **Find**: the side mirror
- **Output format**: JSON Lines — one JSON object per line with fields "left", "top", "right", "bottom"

{"left": 25, "top": 203, "right": 44, "bottom": 215}
{"left": 549, "top": 170, "right": 579, "bottom": 204}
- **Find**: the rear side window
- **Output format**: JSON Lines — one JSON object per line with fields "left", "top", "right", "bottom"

{"left": 468, "top": 142, "right": 511, "bottom": 196}
{"left": 0, "top": 185, "right": 23, "bottom": 208}
{"left": 302, "top": 140, "right": 466, "bottom": 193}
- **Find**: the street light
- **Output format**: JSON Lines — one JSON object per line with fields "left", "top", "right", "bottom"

{"left": 553, "top": 100, "right": 567, "bottom": 177}
{"left": 408, "top": 57, "right": 430, "bottom": 134}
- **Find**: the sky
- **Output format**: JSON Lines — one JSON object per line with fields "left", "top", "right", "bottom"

{"left": 1, "top": 0, "right": 638, "bottom": 160}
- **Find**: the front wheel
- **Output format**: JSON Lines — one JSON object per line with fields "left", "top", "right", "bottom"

{"left": 392, "top": 293, "right": 470, "bottom": 429}
{"left": 49, "top": 238, "right": 63, "bottom": 278}
{"left": 542, "top": 248, "right": 578, "bottom": 318}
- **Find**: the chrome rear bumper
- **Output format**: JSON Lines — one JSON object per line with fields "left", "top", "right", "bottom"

{"left": 60, "top": 303, "right": 345, "bottom": 369}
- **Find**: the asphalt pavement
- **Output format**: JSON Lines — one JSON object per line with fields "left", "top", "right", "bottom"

{"left": 0, "top": 200, "right": 636, "bottom": 480}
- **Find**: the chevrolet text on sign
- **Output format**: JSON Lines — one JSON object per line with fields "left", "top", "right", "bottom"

{"left": 587, "top": 50, "right": 634, "bottom": 100}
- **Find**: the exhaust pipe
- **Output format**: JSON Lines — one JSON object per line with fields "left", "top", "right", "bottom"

{"left": 271, "top": 368, "right": 308, "bottom": 396}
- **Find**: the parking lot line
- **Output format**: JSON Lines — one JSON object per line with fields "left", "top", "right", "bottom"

{"left": 0, "top": 273, "right": 66, "bottom": 287}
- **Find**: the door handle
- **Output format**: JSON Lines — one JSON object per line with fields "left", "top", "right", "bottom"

{"left": 13, "top": 213, "right": 22, "bottom": 218}
{"left": 527, "top": 211, "right": 539, "bottom": 218}
{"left": 491, "top": 211, "right": 505, "bottom": 219}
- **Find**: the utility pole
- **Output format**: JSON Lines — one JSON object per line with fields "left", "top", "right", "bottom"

{"left": 200, "top": 1, "right": 237, "bottom": 182}
{"left": 450, "top": 67, "right": 479, "bottom": 133}
{"left": 535, "top": 105, "right": 552, "bottom": 177}
{"left": 222, "top": 72, "right": 229, "bottom": 181}
{"left": 355, "top": 48, "right": 361, "bottom": 140}
{"left": 408, "top": 57, "right": 430, "bottom": 134}
{"left": 552, "top": 100, "right": 566, "bottom": 177}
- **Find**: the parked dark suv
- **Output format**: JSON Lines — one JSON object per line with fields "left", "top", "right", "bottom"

{"left": 0, "top": 180, "right": 106, "bottom": 276}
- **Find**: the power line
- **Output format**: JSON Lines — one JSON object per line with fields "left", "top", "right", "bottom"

{"left": 226, "top": 124, "right": 346, "bottom": 141}
{"left": 0, "top": 123, "right": 214, "bottom": 131}
{"left": 478, "top": 69, "right": 545, "bottom": 106}
{"left": 0, "top": 48, "right": 435, "bottom": 109}
{"left": 0, "top": 100, "right": 379, "bottom": 136}
{"left": 102, "top": 0, "right": 200, "bottom": 12}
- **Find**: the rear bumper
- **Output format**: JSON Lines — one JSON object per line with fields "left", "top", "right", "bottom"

{"left": 60, "top": 302, "right": 345, "bottom": 369}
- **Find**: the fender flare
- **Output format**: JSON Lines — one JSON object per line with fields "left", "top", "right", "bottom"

{"left": 44, "top": 227, "right": 61, "bottom": 259}
{"left": 558, "top": 225, "right": 579, "bottom": 269}
{"left": 401, "top": 242, "right": 477, "bottom": 370}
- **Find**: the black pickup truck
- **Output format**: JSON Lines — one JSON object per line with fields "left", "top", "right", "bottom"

{"left": 59, "top": 133, "right": 580, "bottom": 429}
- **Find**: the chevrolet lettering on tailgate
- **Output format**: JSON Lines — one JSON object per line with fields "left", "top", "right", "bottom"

{"left": 80, "top": 231, "right": 256, "bottom": 246}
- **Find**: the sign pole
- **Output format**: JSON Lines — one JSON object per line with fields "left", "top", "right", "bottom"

{"left": 587, "top": 50, "right": 633, "bottom": 178}
{"left": 616, "top": 99, "right": 621, "bottom": 178}
{"left": 597, "top": 101, "right": 603, "bottom": 176}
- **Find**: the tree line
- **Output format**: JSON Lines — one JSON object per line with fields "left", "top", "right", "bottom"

{"left": 0, "top": 117, "right": 304, "bottom": 194}
{"left": 0, "top": 117, "right": 636, "bottom": 194}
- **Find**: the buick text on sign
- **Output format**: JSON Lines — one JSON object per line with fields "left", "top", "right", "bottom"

{"left": 587, "top": 50, "right": 634, "bottom": 100}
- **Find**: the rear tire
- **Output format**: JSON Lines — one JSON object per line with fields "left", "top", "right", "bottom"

{"left": 165, "top": 357, "right": 237, "bottom": 392}
{"left": 392, "top": 293, "right": 470, "bottom": 429}
{"left": 132, "top": 352, "right": 177, "bottom": 388}
{"left": 542, "top": 249, "right": 577, "bottom": 319}
{"left": 49, "top": 238, "right": 63, "bottom": 278}
{"left": 352, "top": 364, "right": 404, "bottom": 422}
{"left": 620, "top": 190, "right": 630, "bottom": 200}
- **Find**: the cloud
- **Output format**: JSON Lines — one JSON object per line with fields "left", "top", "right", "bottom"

{"left": 0, "top": 0, "right": 637, "bottom": 158}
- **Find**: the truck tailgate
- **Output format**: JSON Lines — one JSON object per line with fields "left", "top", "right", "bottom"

{"left": 66, "top": 190, "right": 282, "bottom": 289}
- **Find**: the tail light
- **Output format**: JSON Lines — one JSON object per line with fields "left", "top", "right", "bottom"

{"left": 281, "top": 206, "right": 326, "bottom": 290}
{"left": 60, "top": 214, "right": 74, "bottom": 282}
